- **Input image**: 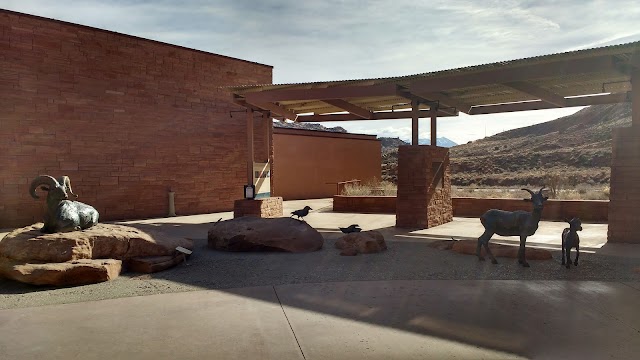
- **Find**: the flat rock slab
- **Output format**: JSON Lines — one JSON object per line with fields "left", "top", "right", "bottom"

{"left": 335, "top": 231, "right": 387, "bottom": 256}
{"left": 208, "top": 217, "right": 323, "bottom": 253}
{"left": 125, "top": 254, "right": 186, "bottom": 274}
{"left": 0, "top": 223, "right": 193, "bottom": 262}
{"left": 429, "top": 239, "right": 552, "bottom": 260}
{"left": 0, "top": 257, "right": 121, "bottom": 286}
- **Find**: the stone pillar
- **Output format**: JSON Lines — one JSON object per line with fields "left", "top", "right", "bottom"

{"left": 608, "top": 69, "right": 640, "bottom": 243}
{"left": 234, "top": 197, "right": 283, "bottom": 218}
{"left": 396, "top": 145, "right": 452, "bottom": 228}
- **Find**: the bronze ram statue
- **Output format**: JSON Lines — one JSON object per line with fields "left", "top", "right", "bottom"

{"left": 30, "top": 175, "right": 99, "bottom": 233}
{"left": 476, "top": 187, "right": 548, "bottom": 267}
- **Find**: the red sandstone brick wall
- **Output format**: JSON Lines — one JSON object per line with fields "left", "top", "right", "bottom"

{"left": 0, "top": 10, "right": 272, "bottom": 228}
{"left": 272, "top": 128, "right": 381, "bottom": 200}
{"left": 333, "top": 195, "right": 397, "bottom": 213}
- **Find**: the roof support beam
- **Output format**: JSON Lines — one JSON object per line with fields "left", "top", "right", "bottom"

{"left": 410, "top": 55, "right": 619, "bottom": 94}
{"left": 396, "top": 88, "right": 459, "bottom": 116}
{"left": 296, "top": 109, "right": 454, "bottom": 122}
{"left": 246, "top": 101, "right": 298, "bottom": 121}
{"left": 503, "top": 81, "right": 567, "bottom": 107}
{"left": 245, "top": 83, "right": 399, "bottom": 103}
{"left": 323, "top": 99, "right": 373, "bottom": 119}
{"left": 414, "top": 91, "right": 473, "bottom": 114}
{"left": 468, "top": 92, "right": 629, "bottom": 115}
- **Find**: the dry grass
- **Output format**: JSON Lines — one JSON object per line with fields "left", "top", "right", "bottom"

{"left": 452, "top": 184, "right": 610, "bottom": 200}
{"left": 341, "top": 178, "right": 397, "bottom": 196}
{"left": 341, "top": 179, "right": 609, "bottom": 200}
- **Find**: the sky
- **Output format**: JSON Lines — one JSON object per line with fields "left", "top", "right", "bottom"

{"left": 3, "top": 0, "right": 640, "bottom": 144}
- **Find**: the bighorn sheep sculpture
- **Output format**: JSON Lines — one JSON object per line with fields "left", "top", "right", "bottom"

{"left": 476, "top": 187, "right": 548, "bottom": 267}
{"left": 561, "top": 217, "right": 582, "bottom": 269}
{"left": 30, "top": 175, "right": 99, "bottom": 233}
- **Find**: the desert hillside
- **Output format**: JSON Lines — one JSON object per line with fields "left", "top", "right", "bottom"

{"left": 381, "top": 103, "right": 632, "bottom": 186}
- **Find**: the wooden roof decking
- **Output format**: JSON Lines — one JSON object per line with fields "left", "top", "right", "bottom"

{"left": 226, "top": 41, "right": 640, "bottom": 121}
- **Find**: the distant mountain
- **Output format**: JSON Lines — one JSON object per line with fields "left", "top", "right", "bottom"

{"left": 273, "top": 121, "right": 347, "bottom": 133}
{"left": 417, "top": 137, "right": 458, "bottom": 147}
{"left": 394, "top": 137, "right": 458, "bottom": 147}
{"left": 379, "top": 137, "right": 409, "bottom": 148}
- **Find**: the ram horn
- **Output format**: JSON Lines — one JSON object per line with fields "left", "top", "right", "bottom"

{"left": 30, "top": 175, "right": 58, "bottom": 199}
{"left": 59, "top": 176, "right": 78, "bottom": 198}
{"left": 521, "top": 188, "right": 535, "bottom": 196}
{"left": 538, "top": 186, "right": 547, "bottom": 194}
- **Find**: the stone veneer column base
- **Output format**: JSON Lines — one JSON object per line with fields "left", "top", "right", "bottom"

{"left": 608, "top": 126, "right": 640, "bottom": 243}
{"left": 396, "top": 145, "right": 453, "bottom": 228}
{"left": 234, "top": 197, "right": 283, "bottom": 218}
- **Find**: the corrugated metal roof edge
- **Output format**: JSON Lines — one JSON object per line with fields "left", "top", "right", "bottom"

{"left": 224, "top": 40, "right": 640, "bottom": 92}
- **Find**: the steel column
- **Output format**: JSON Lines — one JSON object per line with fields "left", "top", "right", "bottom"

{"left": 430, "top": 109, "right": 437, "bottom": 147}
{"left": 246, "top": 108, "right": 254, "bottom": 186}
{"left": 411, "top": 99, "right": 419, "bottom": 146}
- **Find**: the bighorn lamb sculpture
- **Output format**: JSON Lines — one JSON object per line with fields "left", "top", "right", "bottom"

{"left": 562, "top": 217, "right": 582, "bottom": 269}
{"left": 476, "top": 187, "right": 548, "bottom": 267}
{"left": 30, "top": 175, "right": 99, "bottom": 233}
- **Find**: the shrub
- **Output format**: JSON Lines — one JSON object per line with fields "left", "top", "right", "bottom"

{"left": 341, "top": 177, "right": 397, "bottom": 196}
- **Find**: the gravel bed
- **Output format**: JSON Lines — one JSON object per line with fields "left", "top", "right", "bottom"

{"left": 1, "top": 237, "right": 639, "bottom": 310}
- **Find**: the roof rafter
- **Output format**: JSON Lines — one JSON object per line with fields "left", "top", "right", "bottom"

{"left": 503, "top": 81, "right": 567, "bottom": 107}
{"left": 296, "top": 109, "right": 455, "bottom": 122}
{"left": 468, "top": 92, "right": 629, "bottom": 115}
{"left": 322, "top": 99, "right": 373, "bottom": 119}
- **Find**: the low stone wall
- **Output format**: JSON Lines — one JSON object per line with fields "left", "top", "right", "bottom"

{"left": 453, "top": 197, "right": 608, "bottom": 223}
{"left": 333, "top": 195, "right": 396, "bottom": 214}
{"left": 233, "top": 197, "right": 283, "bottom": 218}
{"left": 333, "top": 196, "right": 609, "bottom": 222}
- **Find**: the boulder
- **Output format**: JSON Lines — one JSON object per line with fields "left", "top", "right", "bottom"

{"left": 428, "top": 239, "right": 552, "bottom": 260}
{"left": 335, "top": 231, "right": 387, "bottom": 256}
{"left": 0, "top": 257, "right": 121, "bottom": 286}
{"left": 0, "top": 223, "right": 194, "bottom": 285}
{"left": 0, "top": 223, "right": 193, "bottom": 262}
{"left": 208, "top": 217, "right": 323, "bottom": 253}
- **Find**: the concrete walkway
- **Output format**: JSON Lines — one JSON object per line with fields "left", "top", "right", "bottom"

{"left": 1, "top": 280, "right": 639, "bottom": 359}
{"left": 2, "top": 198, "right": 640, "bottom": 359}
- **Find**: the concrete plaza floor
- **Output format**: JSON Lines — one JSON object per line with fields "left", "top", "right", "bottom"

{"left": 1, "top": 198, "right": 639, "bottom": 359}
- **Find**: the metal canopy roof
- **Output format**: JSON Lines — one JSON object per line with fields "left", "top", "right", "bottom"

{"left": 226, "top": 41, "right": 640, "bottom": 122}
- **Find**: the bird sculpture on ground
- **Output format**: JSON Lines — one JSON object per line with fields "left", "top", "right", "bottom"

{"left": 291, "top": 206, "right": 312, "bottom": 221}
{"left": 339, "top": 224, "right": 362, "bottom": 233}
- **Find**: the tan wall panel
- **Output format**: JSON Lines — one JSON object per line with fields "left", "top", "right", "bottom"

{"left": 272, "top": 129, "right": 381, "bottom": 200}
